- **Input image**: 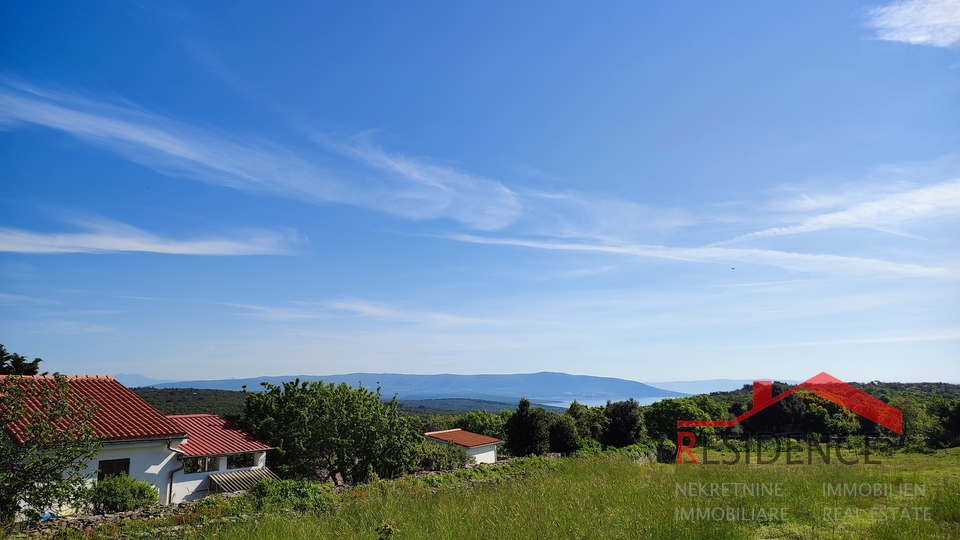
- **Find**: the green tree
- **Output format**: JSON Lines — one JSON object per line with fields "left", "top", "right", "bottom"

{"left": 548, "top": 414, "right": 580, "bottom": 455}
{"left": 689, "top": 395, "right": 727, "bottom": 422}
{"left": 566, "top": 400, "right": 609, "bottom": 441}
{"left": 886, "top": 396, "right": 934, "bottom": 443}
{"left": 0, "top": 345, "right": 44, "bottom": 375}
{"left": 240, "top": 379, "right": 420, "bottom": 483}
{"left": 643, "top": 397, "right": 714, "bottom": 443}
{"left": 453, "top": 409, "right": 508, "bottom": 440}
{"left": 926, "top": 397, "right": 960, "bottom": 446}
{"left": 601, "top": 399, "right": 644, "bottom": 448}
{"left": 0, "top": 374, "right": 101, "bottom": 522}
{"left": 798, "top": 391, "right": 860, "bottom": 438}
{"left": 504, "top": 398, "right": 551, "bottom": 456}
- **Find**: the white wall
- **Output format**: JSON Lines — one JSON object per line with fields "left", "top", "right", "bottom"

{"left": 169, "top": 451, "right": 269, "bottom": 503}
{"left": 80, "top": 438, "right": 186, "bottom": 507}
{"left": 467, "top": 443, "right": 498, "bottom": 464}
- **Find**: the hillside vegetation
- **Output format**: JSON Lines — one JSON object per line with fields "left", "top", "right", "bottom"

{"left": 54, "top": 450, "right": 960, "bottom": 540}
{"left": 130, "top": 388, "right": 247, "bottom": 417}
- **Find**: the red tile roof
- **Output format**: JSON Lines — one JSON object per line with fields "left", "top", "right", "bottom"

{"left": 424, "top": 428, "right": 500, "bottom": 448}
{"left": 1, "top": 375, "right": 186, "bottom": 444}
{"left": 168, "top": 414, "right": 272, "bottom": 457}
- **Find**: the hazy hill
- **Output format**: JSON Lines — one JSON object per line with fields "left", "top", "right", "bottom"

{"left": 147, "top": 371, "right": 687, "bottom": 403}
{"left": 130, "top": 388, "right": 561, "bottom": 417}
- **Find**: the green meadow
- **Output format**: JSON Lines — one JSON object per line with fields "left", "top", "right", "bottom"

{"left": 173, "top": 449, "right": 960, "bottom": 540}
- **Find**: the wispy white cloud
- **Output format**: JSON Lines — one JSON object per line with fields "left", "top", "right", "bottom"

{"left": 328, "top": 300, "right": 500, "bottom": 326}
{"left": 513, "top": 190, "right": 693, "bottom": 243}
{"left": 715, "top": 178, "right": 960, "bottom": 244}
{"left": 0, "top": 218, "right": 305, "bottom": 255}
{"left": 0, "top": 82, "right": 521, "bottom": 230}
{"left": 0, "top": 292, "right": 58, "bottom": 304}
{"left": 449, "top": 234, "right": 955, "bottom": 277}
{"left": 7, "top": 320, "right": 114, "bottom": 334}
{"left": 866, "top": 0, "right": 960, "bottom": 48}
{"left": 226, "top": 303, "right": 328, "bottom": 321}
{"left": 320, "top": 136, "right": 521, "bottom": 230}
{"left": 226, "top": 299, "right": 504, "bottom": 326}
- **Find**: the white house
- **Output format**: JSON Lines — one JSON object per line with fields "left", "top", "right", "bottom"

{"left": 424, "top": 428, "right": 501, "bottom": 464}
{"left": 3, "top": 375, "right": 275, "bottom": 506}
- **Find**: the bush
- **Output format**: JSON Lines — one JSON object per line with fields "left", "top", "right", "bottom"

{"left": 246, "top": 477, "right": 336, "bottom": 513}
{"left": 89, "top": 474, "right": 158, "bottom": 514}
{"left": 418, "top": 442, "right": 471, "bottom": 471}
{"left": 569, "top": 438, "right": 603, "bottom": 458}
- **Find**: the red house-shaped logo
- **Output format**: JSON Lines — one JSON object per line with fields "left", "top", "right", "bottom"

{"left": 678, "top": 372, "right": 902, "bottom": 434}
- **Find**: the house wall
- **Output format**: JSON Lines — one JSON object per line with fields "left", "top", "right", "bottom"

{"left": 169, "top": 451, "right": 269, "bottom": 503}
{"left": 80, "top": 438, "right": 187, "bottom": 504}
{"left": 467, "top": 443, "right": 498, "bottom": 464}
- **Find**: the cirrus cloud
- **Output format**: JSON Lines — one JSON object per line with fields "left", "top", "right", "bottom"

{"left": 866, "top": 0, "right": 960, "bottom": 48}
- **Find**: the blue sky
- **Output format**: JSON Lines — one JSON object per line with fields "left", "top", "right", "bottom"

{"left": 1, "top": 0, "right": 958, "bottom": 383}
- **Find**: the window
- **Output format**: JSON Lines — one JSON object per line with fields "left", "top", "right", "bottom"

{"left": 182, "top": 456, "right": 219, "bottom": 474}
{"left": 97, "top": 458, "right": 130, "bottom": 481}
{"left": 227, "top": 452, "right": 255, "bottom": 469}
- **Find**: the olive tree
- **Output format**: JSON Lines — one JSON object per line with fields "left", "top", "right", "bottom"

{"left": 240, "top": 379, "right": 421, "bottom": 483}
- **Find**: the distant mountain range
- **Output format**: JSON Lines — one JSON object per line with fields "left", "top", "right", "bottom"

{"left": 114, "top": 373, "right": 179, "bottom": 387}
{"left": 140, "top": 372, "right": 689, "bottom": 404}
{"left": 643, "top": 378, "right": 802, "bottom": 395}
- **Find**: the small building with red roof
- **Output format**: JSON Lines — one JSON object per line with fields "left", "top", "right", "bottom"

{"left": 2, "top": 375, "right": 274, "bottom": 506}
{"left": 424, "top": 428, "right": 501, "bottom": 464}
{"left": 166, "top": 414, "right": 275, "bottom": 502}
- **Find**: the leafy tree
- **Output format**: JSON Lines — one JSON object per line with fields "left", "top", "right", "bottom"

{"left": 886, "top": 396, "right": 934, "bottom": 443}
{"left": 643, "top": 397, "right": 714, "bottom": 443}
{"left": 0, "top": 345, "right": 44, "bottom": 375}
{"left": 0, "top": 374, "right": 101, "bottom": 522}
{"left": 740, "top": 383, "right": 806, "bottom": 434}
{"left": 504, "top": 398, "right": 551, "bottom": 456}
{"left": 688, "top": 395, "right": 727, "bottom": 422}
{"left": 453, "top": 409, "right": 509, "bottom": 440}
{"left": 566, "top": 400, "right": 609, "bottom": 441}
{"left": 797, "top": 391, "right": 859, "bottom": 438}
{"left": 926, "top": 397, "right": 960, "bottom": 446}
{"left": 240, "top": 379, "right": 421, "bottom": 483}
{"left": 601, "top": 399, "right": 644, "bottom": 448}
{"left": 548, "top": 414, "right": 580, "bottom": 455}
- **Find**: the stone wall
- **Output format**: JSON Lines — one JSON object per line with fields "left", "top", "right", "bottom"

{"left": 10, "top": 501, "right": 202, "bottom": 538}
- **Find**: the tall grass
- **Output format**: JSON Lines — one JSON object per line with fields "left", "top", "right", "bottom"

{"left": 187, "top": 450, "right": 960, "bottom": 540}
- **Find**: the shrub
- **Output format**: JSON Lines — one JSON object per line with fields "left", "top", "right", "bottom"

{"left": 89, "top": 474, "right": 158, "bottom": 514}
{"left": 418, "top": 441, "right": 471, "bottom": 471}
{"left": 245, "top": 477, "right": 336, "bottom": 513}
{"left": 569, "top": 438, "right": 603, "bottom": 458}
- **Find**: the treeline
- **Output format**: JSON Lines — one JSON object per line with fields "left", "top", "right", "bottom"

{"left": 136, "top": 379, "right": 960, "bottom": 487}
{"left": 704, "top": 381, "right": 960, "bottom": 448}
{"left": 415, "top": 386, "right": 960, "bottom": 459}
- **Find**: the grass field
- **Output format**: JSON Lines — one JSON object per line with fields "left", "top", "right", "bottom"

{"left": 180, "top": 448, "right": 960, "bottom": 540}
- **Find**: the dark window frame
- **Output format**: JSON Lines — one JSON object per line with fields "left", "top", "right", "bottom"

{"left": 182, "top": 455, "right": 219, "bottom": 474}
{"left": 97, "top": 458, "right": 131, "bottom": 481}
{"left": 226, "top": 452, "right": 256, "bottom": 469}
